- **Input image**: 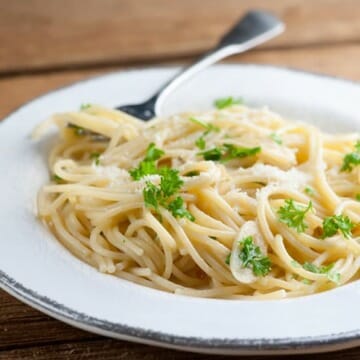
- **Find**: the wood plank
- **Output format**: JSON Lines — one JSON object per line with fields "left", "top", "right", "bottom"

{"left": 1, "top": 0, "right": 360, "bottom": 73}
{"left": 0, "top": 291, "right": 97, "bottom": 350}
{"left": 1, "top": 335, "right": 360, "bottom": 360}
{"left": 1, "top": 43, "right": 360, "bottom": 121}
{"left": 237, "top": 43, "right": 360, "bottom": 81}
{"left": 0, "top": 68, "right": 111, "bottom": 121}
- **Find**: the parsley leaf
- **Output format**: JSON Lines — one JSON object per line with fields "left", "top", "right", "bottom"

{"left": 195, "top": 135, "right": 206, "bottom": 150}
{"left": 214, "top": 96, "right": 243, "bottom": 109}
{"left": 198, "top": 147, "right": 223, "bottom": 161}
{"left": 90, "top": 152, "right": 101, "bottom": 166}
{"left": 129, "top": 161, "right": 157, "bottom": 180}
{"left": 322, "top": 214, "right": 354, "bottom": 239}
{"left": 189, "top": 117, "right": 220, "bottom": 133}
{"left": 270, "top": 132, "right": 282, "bottom": 145}
{"left": 341, "top": 152, "right": 360, "bottom": 171}
{"left": 131, "top": 145, "right": 194, "bottom": 221}
{"left": 341, "top": 140, "right": 360, "bottom": 171}
{"left": 52, "top": 174, "right": 63, "bottom": 183}
{"left": 328, "top": 272, "right": 341, "bottom": 284}
{"left": 302, "top": 278, "right": 312, "bottom": 285}
{"left": 198, "top": 144, "right": 261, "bottom": 162}
{"left": 302, "top": 262, "right": 322, "bottom": 273}
{"left": 221, "top": 144, "right": 261, "bottom": 162}
{"left": 143, "top": 176, "right": 194, "bottom": 221}
{"left": 80, "top": 103, "right": 91, "bottom": 110}
{"left": 143, "top": 181, "right": 162, "bottom": 211}
{"left": 190, "top": 117, "right": 220, "bottom": 150}
{"left": 68, "top": 123, "right": 86, "bottom": 136}
{"left": 144, "top": 143, "right": 165, "bottom": 162}
{"left": 168, "top": 196, "right": 195, "bottom": 221}
{"left": 159, "top": 167, "right": 183, "bottom": 197}
{"left": 129, "top": 143, "right": 164, "bottom": 180}
{"left": 291, "top": 260, "right": 301, "bottom": 268}
{"left": 277, "top": 199, "right": 313, "bottom": 233}
{"left": 225, "top": 253, "right": 231, "bottom": 265}
{"left": 304, "top": 186, "right": 315, "bottom": 196}
{"left": 302, "top": 262, "right": 340, "bottom": 284}
{"left": 238, "top": 236, "right": 271, "bottom": 276}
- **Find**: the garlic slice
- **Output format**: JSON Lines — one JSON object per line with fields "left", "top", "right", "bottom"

{"left": 230, "top": 220, "right": 266, "bottom": 284}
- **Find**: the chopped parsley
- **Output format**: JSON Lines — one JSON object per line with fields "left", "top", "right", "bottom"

{"left": 214, "top": 96, "right": 243, "bottom": 109}
{"left": 129, "top": 161, "right": 158, "bottom": 180}
{"left": 189, "top": 117, "right": 220, "bottom": 133}
{"left": 302, "top": 262, "right": 340, "bottom": 284}
{"left": 341, "top": 153, "right": 360, "bottom": 172}
{"left": 356, "top": 194, "right": 360, "bottom": 201}
{"left": 270, "top": 132, "right": 282, "bottom": 145}
{"left": 221, "top": 144, "right": 261, "bottom": 162}
{"left": 52, "top": 174, "right": 63, "bottom": 183}
{"left": 195, "top": 135, "right": 206, "bottom": 150}
{"left": 131, "top": 144, "right": 194, "bottom": 221}
{"left": 341, "top": 140, "right": 360, "bottom": 171}
{"left": 304, "top": 186, "right": 315, "bottom": 196}
{"left": 291, "top": 260, "right": 340, "bottom": 284}
{"left": 168, "top": 196, "right": 195, "bottom": 221}
{"left": 291, "top": 260, "right": 301, "bottom": 268}
{"left": 321, "top": 214, "right": 354, "bottom": 239}
{"left": 143, "top": 181, "right": 161, "bottom": 211}
{"left": 238, "top": 236, "right": 271, "bottom": 276}
{"left": 277, "top": 199, "right": 313, "bottom": 233}
{"left": 198, "top": 144, "right": 261, "bottom": 162}
{"left": 302, "top": 262, "right": 325, "bottom": 273}
{"left": 68, "top": 123, "right": 86, "bottom": 136}
{"left": 158, "top": 167, "right": 183, "bottom": 197}
{"left": 225, "top": 253, "right": 231, "bottom": 265}
{"left": 80, "top": 103, "right": 91, "bottom": 110}
{"left": 90, "top": 152, "right": 101, "bottom": 165}
{"left": 143, "top": 143, "right": 165, "bottom": 162}
{"left": 129, "top": 143, "right": 164, "bottom": 180}
{"left": 142, "top": 178, "right": 193, "bottom": 221}
{"left": 199, "top": 147, "right": 223, "bottom": 161}
{"left": 302, "top": 278, "right": 312, "bottom": 285}
{"left": 189, "top": 117, "right": 220, "bottom": 150}
{"left": 328, "top": 272, "right": 341, "bottom": 284}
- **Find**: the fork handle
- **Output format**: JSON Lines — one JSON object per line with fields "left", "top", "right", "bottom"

{"left": 149, "top": 11, "right": 284, "bottom": 115}
{"left": 117, "top": 11, "right": 284, "bottom": 120}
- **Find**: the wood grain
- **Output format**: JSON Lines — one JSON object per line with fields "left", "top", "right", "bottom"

{"left": 2, "top": 339, "right": 360, "bottom": 360}
{"left": 0, "top": 291, "right": 96, "bottom": 351}
{"left": 1, "top": 43, "right": 360, "bottom": 121}
{"left": 1, "top": 291, "right": 360, "bottom": 360}
{"left": 1, "top": 0, "right": 360, "bottom": 74}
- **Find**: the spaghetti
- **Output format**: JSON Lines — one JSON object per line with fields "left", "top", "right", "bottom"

{"left": 33, "top": 102, "right": 360, "bottom": 299}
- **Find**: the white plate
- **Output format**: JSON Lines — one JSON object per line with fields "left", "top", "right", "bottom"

{"left": 1, "top": 64, "right": 360, "bottom": 355}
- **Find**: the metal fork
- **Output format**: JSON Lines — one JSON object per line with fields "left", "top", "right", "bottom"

{"left": 116, "top": 10, "right": 284, "bottom": 120}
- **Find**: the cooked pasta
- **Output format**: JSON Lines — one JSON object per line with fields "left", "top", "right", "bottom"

{"left": 33, "top": 101, "right": 360, "bottom": 299}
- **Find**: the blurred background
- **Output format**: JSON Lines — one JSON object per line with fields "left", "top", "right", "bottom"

{"left": 2, "top": 1, "right": 360, "bottom": 359}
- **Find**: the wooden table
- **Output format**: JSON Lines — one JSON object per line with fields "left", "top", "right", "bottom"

{"left": 1, "top": 1, "right": 360, "bottom": 358}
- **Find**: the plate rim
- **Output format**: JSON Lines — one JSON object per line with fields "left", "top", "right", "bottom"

{"left": 2, "top": 63, "right": 360, "bottom": 354}
{"left": 2, "top": 267, "right": 360, "bottom": 354}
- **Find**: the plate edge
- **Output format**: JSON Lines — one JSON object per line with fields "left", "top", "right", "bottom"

{"left": 2, "top": 63, "right": 360, "bottom": 354}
